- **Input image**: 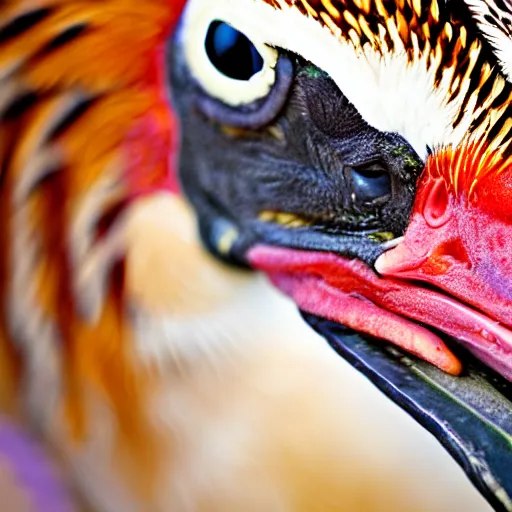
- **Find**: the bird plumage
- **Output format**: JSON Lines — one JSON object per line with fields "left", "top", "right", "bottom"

{"left": 0, "top": 0, "right": 184, "bottom": 504}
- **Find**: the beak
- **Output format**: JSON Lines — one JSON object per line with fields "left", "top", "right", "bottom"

{"left": 305, "top": 314, "right": 512, "bottom": 512}
{"left": 248, "top": 242, "right": 512, "bottom": 511}
{"left": 247, "top": 150, "right": 512, "bottom": 510}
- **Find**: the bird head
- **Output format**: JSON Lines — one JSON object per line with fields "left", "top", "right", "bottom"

{"left": 171, "top": 4, "right": 512, "bottom": 500}
{"left": 170, "top": 0, "right": 512, "bottom": 382}
{"left": 0, "top": 0, "right": 509, "bottom": 507}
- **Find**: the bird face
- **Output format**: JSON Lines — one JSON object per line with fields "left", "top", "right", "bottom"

{"left": 170, "top": 0, "right": 512, "bottom": 382}
{"left": 171, "top": 0, "right": 425, "bottom": 257}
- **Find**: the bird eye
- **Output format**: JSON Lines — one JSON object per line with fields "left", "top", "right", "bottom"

{"left": 179, "top": 8, "right": 278, "bottom": 107}
{"left": 347, "top": 163, "right": 391, "bottom": 203}
{"left": 205, "top": 21, "right": 264, "bottom": 81}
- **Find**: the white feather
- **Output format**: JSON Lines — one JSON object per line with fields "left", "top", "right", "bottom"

{"left": 181, "top": 0, "right": 477, "bottom": 159}
{"left": 465, "top": 0, "right": 512, "bottom": 81}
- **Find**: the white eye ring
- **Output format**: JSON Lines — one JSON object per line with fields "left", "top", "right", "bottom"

{"left": 180, "top": 0, "right": 278, "bottom": 107}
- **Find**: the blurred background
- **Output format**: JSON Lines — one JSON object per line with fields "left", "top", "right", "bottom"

{"left": 0, "top": 197, "right": 491, "bottom": 512}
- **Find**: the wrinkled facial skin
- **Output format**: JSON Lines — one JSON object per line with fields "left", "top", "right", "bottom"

{"left": 169, "top": 29, "right": 423, "bottom": 267}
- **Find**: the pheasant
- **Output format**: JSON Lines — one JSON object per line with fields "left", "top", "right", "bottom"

{"left": 0, "top": 0, "right": 506, "bottom": 510}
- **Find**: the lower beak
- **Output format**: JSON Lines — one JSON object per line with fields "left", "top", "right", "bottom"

{"left": 305, "top": 312, "right": 512, "bottom": 512}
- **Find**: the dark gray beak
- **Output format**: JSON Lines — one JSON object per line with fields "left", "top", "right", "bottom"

{"left": 304, "top": 314, "right": 512, "bottom": 512}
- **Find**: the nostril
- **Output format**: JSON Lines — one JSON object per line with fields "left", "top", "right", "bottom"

{"left": 428, "top": 239, "right": 471, "bottom": 275}
{"left": 423, "top": 178, "right": 451, "bottom": 228}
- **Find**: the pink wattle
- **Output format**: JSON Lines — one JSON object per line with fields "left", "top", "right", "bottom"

{"left": 250, "top": 245, "right": 512, "bottom": 381}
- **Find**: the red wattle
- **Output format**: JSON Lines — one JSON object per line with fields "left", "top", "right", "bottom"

{"left": 249, "top": 245, "right": 512, "bottom": 381}
{"left": 249, "top": 246, "right": 462, "bottom": 376}
{"left": 269, "top": 271, "right": 462, "bottom": 375}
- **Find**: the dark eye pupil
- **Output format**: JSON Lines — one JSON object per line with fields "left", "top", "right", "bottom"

{"left": 348, "top": 165, "right": 391, "bottom": 202}
{"left": 205, "top": 21, "right": 264, "bottom": 81}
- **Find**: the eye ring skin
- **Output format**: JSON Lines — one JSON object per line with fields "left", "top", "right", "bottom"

{"left": 194, "top": 55, "right": 294, "bottom": 130}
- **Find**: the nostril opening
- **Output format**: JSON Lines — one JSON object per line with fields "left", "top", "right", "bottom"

{"left": 423, "top": 178, "right": 451, "bottom": 228}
